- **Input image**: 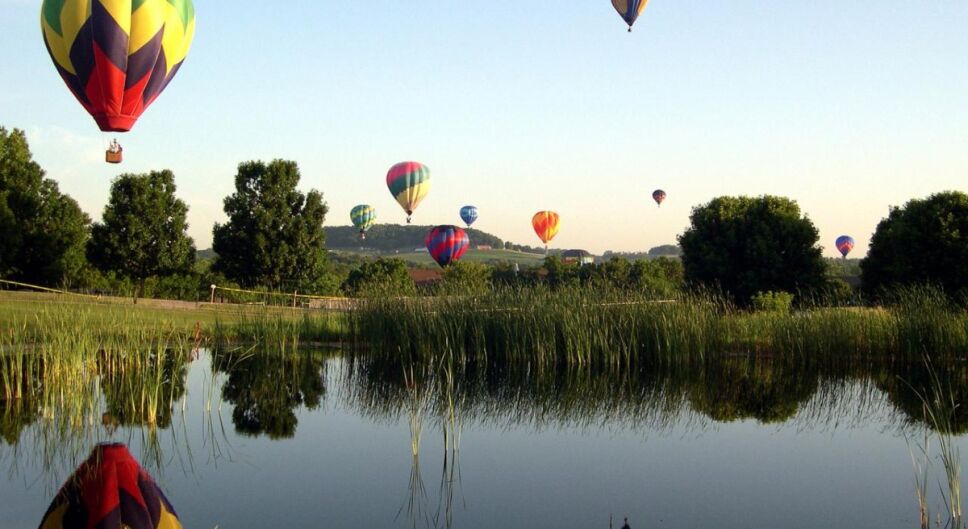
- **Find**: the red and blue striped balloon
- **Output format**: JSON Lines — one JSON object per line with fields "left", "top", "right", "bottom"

{"left": 835, "top": 235, "right": 855, "bottom": 258}
{"left": 426, "top": 225, "right": 469, "bottom": 267}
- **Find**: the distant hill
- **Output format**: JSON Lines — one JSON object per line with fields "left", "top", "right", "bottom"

{"left": 325, "top": 225, "right": 505, "bottom": 253}
{"left": 200, "top": 227, "right": 680, "bottom": 268}
{"left": 347, "top": 248, "right": 547, "bottom": 267}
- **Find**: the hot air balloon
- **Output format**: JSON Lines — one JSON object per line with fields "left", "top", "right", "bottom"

{"left": 426, "top": 225, "right": 469, "bottom": 267}
{"left": 350, "top": 205, "right": 377, "bottom": 240}
{"left": 612, "top": 0, "right": 650, "bottom": 32}
{"left": 652, "top": 189, "right": 666, "bottom": 207}
{"left": 41, "top": 0, "right": 196, "bottom": 162}
{"left": 459, "top": 205, "right": 479, "bottom": 228}
{"left": 38, "top": 443, "right": 182, "bottom": 529}
{"left": 386, "top": 161, "right": 430, "bottom": 223}
{"left": 835, "top": 235, "right": 855, "bottom": 258}
{"left": 532, "top": 211, "right": 560, "bottom": 249}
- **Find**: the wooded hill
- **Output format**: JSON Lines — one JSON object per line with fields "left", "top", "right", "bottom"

{"left": 324, "top": 225, "right": 513, "bottom": 253}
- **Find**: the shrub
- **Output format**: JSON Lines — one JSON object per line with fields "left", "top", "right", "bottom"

{"left": 751, "top": 291, "right": 794, "bottom": 313}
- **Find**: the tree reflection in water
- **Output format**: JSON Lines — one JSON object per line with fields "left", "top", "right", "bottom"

{"left": 213, "top": 348, "right": 330, "bottom": 439}
{"left": 343, "top": 353, "right": 956, "bottom": 433}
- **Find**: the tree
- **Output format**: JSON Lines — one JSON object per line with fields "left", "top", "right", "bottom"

{"left": 342, "top": 258, "right": 416, "bottom": 297}
{"left": 0, "top": 127, "right": 90, "bottom": 286}
{"left": 88, "top": 170, "right": 195, "bottom": 301}
{"left": 630, "top": 257, "right": 684, "bottom": 298}
{"left": 648, "top": 244, "right": 682, "bottom": 257}
{"left": 678, "top": 195, "right": 827, "bottom": 306}
{"left": 543, "top": 255, "right": 580, "bottom": 289}
{"left": 213, "top": 160, "right": 330, "bottom": 291}
{"left": 861, "top": 192, "right": 968, "bottom": 299}
{"left": 440, "top": 261, "right": 492, "bottom": 295}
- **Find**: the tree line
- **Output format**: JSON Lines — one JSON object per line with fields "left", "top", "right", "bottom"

{"left": 2, "top": 126, "right": 965, "bottom": 305}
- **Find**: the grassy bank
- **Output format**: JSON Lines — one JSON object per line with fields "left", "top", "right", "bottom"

{"left": 4, "top": 287, "right": 968, "bottom": 372}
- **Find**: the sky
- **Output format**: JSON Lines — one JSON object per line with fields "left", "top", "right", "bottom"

{"left": 1, "top": 1, "right": 966, "bottom": 256}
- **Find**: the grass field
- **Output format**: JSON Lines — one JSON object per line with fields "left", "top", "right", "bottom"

{"left": 0, "top": 291, "right": 323, "bottom": 334}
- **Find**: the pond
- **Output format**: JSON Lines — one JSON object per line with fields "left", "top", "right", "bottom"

{"left": 1, "top": 349, "right": 966, "bottom": 529}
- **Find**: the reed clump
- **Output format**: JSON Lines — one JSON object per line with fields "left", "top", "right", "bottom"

{"left": 350, "top": 286, "right": 968, "bottom": 368}
{"left": 0, "top": 303, "right": 197, "bottom": 440}
{"left": 212, "top": 310, "right": 347, "bottom": 351}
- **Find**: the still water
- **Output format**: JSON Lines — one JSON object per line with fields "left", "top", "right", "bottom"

{"left": 1, "top": 350, "right": 965, "bottom": 529}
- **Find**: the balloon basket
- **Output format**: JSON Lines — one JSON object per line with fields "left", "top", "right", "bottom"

{"left": 105, "top": 150, "right": 123, "bottom": 164}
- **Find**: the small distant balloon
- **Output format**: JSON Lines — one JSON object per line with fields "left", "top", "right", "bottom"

{"left": 532, "top": 211, "right": 561, "bottom": 248}
{"left": 612, "top": 0, "right": 650, "bottom": 32}
{"left": 350, "top": 205, "right": 377, "bottom": 240}
{"left": 835, "top": 235, "right": 855, "bottom": 258}
{"left": 460, "top": 205, "right": 479, "bottom": 227}
{"left": 386, "top": 161, "right": 430, "bottom": 223}
{"left": 426, "top": 225, "right": 469, "bottom": 267}
{"left": 652, "top": 189, "right": 666, "bottom": 207}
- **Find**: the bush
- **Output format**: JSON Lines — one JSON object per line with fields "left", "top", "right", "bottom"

{"left": 342, "top": 258, "right": 416, "bottom": 297}
{"left": 439, "top": 261, "right": 491, "bottom": 295}
{"left": 751, "top": 291, "right": 794, "bottom": 313}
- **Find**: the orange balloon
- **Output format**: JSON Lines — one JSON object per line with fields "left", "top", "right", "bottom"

{"left": 532, "top": 211, "right": 561, "bottom": 246}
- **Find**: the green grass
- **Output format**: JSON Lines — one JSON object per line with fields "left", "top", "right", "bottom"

{"left": 0, "top": 291, "right": 347, "bottom": 340}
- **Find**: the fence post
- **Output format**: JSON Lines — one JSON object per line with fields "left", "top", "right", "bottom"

{"left": 293, "top": 290, "right": 297, "bottom": 308}
{"left": 210, "top": 284, "right": 216, "bottom": 304}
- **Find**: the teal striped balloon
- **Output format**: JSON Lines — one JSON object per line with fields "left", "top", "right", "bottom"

{"left": 351, "top": 204, "right": 377, "bottom": 239}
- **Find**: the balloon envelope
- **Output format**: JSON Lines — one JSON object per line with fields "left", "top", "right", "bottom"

{"left": 612, "top": 0, "right": 650, "bottom": 31}
{"left": 41, "top": 0, "right": 196, "bottom": 132}
{"left": 459, "top": 205, "right": 478, "bottom": 227}
{"left": 350, "top": 204, "right": 377, "bottom": 235}
{"left": 532, "top": 211, "right": 561, "bottom": 245}
{"left": 426, "top": 225, "right": 469, "bottom": 267}
{"left": 652, "top": 189, "right": 666, "bottom": 206}
{"left": 386, "top": 161, "right": 430, "bottom": 222}
{"left": 835, "top": 235, "right": 855, "bottom": 258}
{"left": 39, "top": 443, "right": 182, "bottom": 529}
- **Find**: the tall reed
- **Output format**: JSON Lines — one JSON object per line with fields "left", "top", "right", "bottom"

{"left": 350, "top": 286, "right": 968, "bottom": 370}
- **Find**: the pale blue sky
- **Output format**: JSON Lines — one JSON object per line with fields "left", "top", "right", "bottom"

{"left": 2, "top": 1, "right": 966, "bottom": 256}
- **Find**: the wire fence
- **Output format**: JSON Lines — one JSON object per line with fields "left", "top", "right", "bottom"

{"left": 0, "top": 279, "right": 357, "bottom": 310}
{"left": 0, "top": 279, "right": 102, "bottom": 300}
{"left": 209, "top": 285, "right": 355, "bottom": 309}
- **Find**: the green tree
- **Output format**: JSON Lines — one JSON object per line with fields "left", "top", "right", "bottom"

{"left": 678, "top": 195, "right": 827, "bottom": 306}
{"left": 213, "top": 160, "right": 330, "bottom": 291}
{"left": 439, "top": 261, "right": 492, "bottom": 295}
{"left": 88, "top": 170, "right": 195, "bottom": 301}
{"left": 861, "top": 192, "right": 968, "bottom": 299}
{"left": 543, "top": 255, "right": 580, "bottom": 289}
{"left": 0, "top": 127, "right": 89, "bottom": 286}
{"left": 342, "top": 258, "right": 416, "bottom": 297}
{"left": 630, "top": 257, "right": 684, "bottom": 298}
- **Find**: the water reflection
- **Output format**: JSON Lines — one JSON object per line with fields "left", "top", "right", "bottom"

{"left": 4, "top": 347, "right": 968, "bottom": 528}
{"left": 685, "top": 360, "right": 819, "bottom": 423}
{"left": 213, "top": 348, "right": 331, "bottom": 439}
{"left": 342, "top": 355, "right": 911, "bottom": 432}
{"left": 4, "top": 350, "right": 965, "bottom": 453}
{"left": 100, "top": 350, "right": 189, "bottom": 428}
{"left": 875, "top": 361, "right": 968, "bottom": 434}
